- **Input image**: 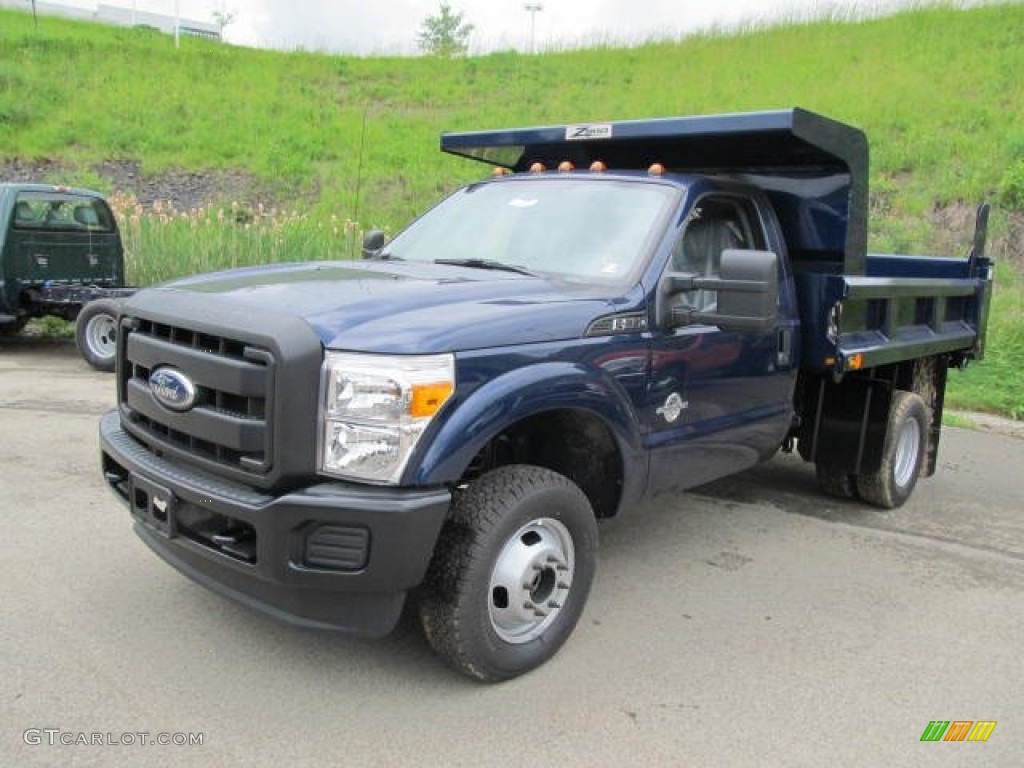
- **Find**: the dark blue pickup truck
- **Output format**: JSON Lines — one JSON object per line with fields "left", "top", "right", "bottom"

{"left": 98, "top": 109, "right": 993, "bottom": 681}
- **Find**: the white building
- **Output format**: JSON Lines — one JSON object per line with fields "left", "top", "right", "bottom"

{"left": 1, "top": 1, "right": 221, "bottom": 40}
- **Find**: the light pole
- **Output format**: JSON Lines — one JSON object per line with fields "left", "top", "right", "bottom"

{"left": 524, "top": 2, "right": 543, "bottom": 54}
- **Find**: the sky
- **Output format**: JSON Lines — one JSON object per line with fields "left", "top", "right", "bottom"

{"left": 43, "top": 0, "right": 984, "bottom": 54}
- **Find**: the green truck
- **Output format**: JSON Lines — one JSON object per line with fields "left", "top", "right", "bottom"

{"left": 0, "top": 183, "right": 134, "bottom": 370}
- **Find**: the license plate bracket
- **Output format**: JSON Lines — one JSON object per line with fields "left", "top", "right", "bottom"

{"left": 130, "top": 474, "right": 177, "bottom": 537}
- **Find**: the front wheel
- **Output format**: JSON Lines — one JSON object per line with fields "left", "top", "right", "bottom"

{"left": 855, "top": 391, "right": 928, "bottom": 509}
{"left": 75, "top": 298, "right": 121, "bottom": 372}
{"left": 418, "top": 465, "right": 598, "bottom": 682}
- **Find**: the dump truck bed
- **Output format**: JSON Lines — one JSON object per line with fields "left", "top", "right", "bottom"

{"left": 797, "top": 247, "right": 993, "bottom": 375}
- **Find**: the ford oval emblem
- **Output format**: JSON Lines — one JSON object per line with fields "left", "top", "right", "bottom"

{"left": 149, "top": 367, "right": 198, "bottom": 412}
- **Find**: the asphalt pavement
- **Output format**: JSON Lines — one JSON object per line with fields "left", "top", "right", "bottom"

{"left": 1, "top": 338, "right": 1021, "bottom": 767}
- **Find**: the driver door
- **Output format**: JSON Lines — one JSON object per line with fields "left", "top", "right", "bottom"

{"left": 644, "top": 194, "right": 794, "bottom": 493}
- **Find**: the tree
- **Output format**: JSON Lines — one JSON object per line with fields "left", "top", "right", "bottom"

{"left": 417, "top": 3, "right": 474, "bottom": 57}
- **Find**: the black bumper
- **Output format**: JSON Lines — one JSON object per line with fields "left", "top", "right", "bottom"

{"left": 99, "top": 410, "right": 451, "bottom": 637}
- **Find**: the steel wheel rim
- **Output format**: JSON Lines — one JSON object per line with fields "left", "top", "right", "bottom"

{"left": 86, "top": 314, "right": 117, "bottom": 359}
{"left": 893, "top": 418, "right": 921, "bottom": 488}
{"left": 488, "top": 517, "right": 575, "bottom": 644}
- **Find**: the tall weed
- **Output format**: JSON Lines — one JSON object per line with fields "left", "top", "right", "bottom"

{"left": 109, "top": 194, "right": 363, "bottom": 285}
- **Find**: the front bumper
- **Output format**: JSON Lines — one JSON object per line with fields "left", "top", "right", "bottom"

{"left": 99, "top": 410, "right": 451, "bottom": 637}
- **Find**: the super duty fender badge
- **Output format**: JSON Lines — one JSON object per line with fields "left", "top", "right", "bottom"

{"left": 565, "top": 124, "right": 613, "bottom": 141}
{"left": 656, "top": 392, "right": 688, "bottom": 423}
{"left": 149, "top": 367, "right": 198, "bottom": 412}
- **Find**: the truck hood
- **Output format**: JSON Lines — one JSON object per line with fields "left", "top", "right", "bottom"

{"left": 154, "top": 260, "right": 625, "bottom": 353}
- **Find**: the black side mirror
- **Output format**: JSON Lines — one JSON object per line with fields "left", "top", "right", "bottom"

{"left": 659, "top": 249, "right": 779, "bottom": 332}
{"left": 362, "top": 229, "right": 387, "bottom": 259}
{"left": 716, "top": 249, "right": 779, "bottom": 323}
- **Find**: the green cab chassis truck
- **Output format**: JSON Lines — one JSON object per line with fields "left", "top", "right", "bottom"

{"left": 0, "top": 183, "right": 133, "bottom": 371}
{"left": 98, "top": 109, "right": 993, "bottom": 681}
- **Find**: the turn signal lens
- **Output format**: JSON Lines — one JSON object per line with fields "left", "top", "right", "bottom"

{"left": 410, "top": 382, "right": 455, "bottom": 418}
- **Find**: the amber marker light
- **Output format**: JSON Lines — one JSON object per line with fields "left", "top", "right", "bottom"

{"left": 529, "top": 162, "right": 546, "bottom": 173}
{"left": 492, "top": 167, "right": 510, "bottom": 176}
{"left": 410, "top": 382, "right": 455, "bottom": 418}
{"left": 589, "top": 160, "right": 607, "bottom": 172}
{"left": 648, "top": 163, "right": 666, "bottom": 176}
{"left": 557, "top": 160, "right": 575, "bottom": 172}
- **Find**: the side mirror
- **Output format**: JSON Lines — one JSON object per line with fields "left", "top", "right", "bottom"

{"left": 659, "top": 249, "right": 779, "bottom": 332}
{"left": 361, "top": 229, "right": 387, "bottom": 259}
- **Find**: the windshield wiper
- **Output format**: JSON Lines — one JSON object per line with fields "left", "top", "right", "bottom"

{"left": 368, "top": 251, "right": 404, "bottom": 261}
{"left": 434, "top": 258, "right": 536, "bottom": 276}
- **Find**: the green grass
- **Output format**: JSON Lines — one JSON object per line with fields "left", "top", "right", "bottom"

{"left": 4, "top": 3, "right": 1024, "bottom": 235}
{"left": 1, "top": 2, "right": 1022, "bottom": 418}
{"left": 939, "top": 410, "right": 976, "bottom": 430}
{"left": 946, "top": 262, "right": 1024, "bottom": 418}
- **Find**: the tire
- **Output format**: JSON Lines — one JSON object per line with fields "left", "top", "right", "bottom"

{"left": 815, "top": 464, "right": 857, "bottom": 499}
{"left": 418, "top": 465, "right": 598, "bottom": 682}
{"left": 855, "top": 391, "right": 928, "bottom": 509}
{"left": 75, "top": 298, "right": 121, "bottom": 372}
{"left": 0, "top": 316, "right": 29, "bottom": 336}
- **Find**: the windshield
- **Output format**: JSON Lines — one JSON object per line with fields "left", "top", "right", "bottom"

{"left": 13, "top": 192, "right": 116, "bottom": 233}
{"left": 384, "top": 178, "right": 678, "bottom": 282}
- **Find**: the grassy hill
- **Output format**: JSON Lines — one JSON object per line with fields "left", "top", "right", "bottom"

{"left": 0, "top": 2, "right": 1021, "bottom": 416}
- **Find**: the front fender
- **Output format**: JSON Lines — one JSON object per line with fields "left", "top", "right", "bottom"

{"left": 411, "top": 361, "right": 647, "bottom": 492}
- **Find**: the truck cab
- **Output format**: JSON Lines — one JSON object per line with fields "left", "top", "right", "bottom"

{"left": 98, "top": 109, "right": 992, "bottom": 682}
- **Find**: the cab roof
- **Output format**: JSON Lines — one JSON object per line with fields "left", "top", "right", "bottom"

{"left": 0, "top": 182, "right": 106, "bottom": 199}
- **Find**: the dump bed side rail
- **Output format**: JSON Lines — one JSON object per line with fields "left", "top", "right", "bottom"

{"left": 797, "top": 254, "right": 994, "bottom": 375}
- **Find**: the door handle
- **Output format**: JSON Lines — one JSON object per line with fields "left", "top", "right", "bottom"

{"left": 777, "top": 328, "right": 792, "bottom": 367}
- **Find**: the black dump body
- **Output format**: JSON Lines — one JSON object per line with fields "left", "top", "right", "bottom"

{"left": 442, "top": 108, "right": 992, "bottom": 375}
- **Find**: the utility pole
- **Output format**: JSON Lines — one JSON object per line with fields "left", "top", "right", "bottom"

{"left": 524, "top": 2, "right": 543, "bottom": 54}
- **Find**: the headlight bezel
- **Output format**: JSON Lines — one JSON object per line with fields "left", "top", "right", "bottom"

{"left": 318, "top": 351, "right": 455, "bottom": 485}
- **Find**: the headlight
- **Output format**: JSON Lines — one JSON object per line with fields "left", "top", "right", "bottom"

{"left": 319, "top": 352, "right": 455, "bottom": 484}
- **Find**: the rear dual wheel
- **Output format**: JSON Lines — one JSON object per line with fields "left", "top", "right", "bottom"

{"left": 856, "top": 391, "right": 928, "bottom": 509}
{"left": 418, "top": 465, "right": 598, "bottom": 683}
{"left": 814, "top": 391, "right": 928, "bottom": 509}
{"left": 815, "top": 464, "right": 857, "bottom": 499}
